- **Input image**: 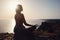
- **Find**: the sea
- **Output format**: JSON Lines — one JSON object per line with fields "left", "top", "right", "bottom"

{"left": 0, "top": 19, "right": 46, "bottom": 33}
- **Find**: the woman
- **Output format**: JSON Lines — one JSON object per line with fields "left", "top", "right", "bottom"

{"left": 14, "top": 4, "right": 36, "bottom": 40}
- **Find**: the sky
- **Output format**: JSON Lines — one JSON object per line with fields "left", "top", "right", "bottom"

{"left": 0, "top": 0, "right": 60, "bottom": 33}
{"left": 0, "top": 0, "right": 60, "bottom": 19}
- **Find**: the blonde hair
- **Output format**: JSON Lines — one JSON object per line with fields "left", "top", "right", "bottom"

{"left": 16, "top": 4, "right": 23, "bottom": 13}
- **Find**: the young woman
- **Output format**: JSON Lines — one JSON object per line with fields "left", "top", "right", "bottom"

{"left": 14, "top": 4, "right": 36, "bottom": 40}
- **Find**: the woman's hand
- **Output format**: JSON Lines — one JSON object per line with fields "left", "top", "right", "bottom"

{"left": 32, "top": 24, "right": 38, "bottom": 27}
{"left": 31, "top": 24, "right": 38, "bottom": 29}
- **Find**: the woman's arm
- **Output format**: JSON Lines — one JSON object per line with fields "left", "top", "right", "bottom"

{"left": 23, "top": 14, "right": 33, "bottom": 26}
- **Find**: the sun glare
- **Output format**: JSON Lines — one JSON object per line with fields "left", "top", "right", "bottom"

{"left": 8, "top": 1, "right": 19, "bottom": 11}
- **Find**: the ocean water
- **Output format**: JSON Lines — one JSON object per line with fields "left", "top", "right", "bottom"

{"left": 0, "top": 19, "right": 45, "bottom": 33}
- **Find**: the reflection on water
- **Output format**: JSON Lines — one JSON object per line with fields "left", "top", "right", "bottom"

{"left": 0, "top": 19, "right": 15, "bottom": 33}
{"left": 0, "top": 19, "right": 45, "bottom": 33}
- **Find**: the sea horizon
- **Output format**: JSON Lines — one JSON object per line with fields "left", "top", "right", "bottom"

{"left": 0, "top": 19, "right": 46, "bottom": 33}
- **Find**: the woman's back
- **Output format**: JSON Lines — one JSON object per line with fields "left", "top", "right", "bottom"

{"left": 14, "top": 13, "right": 25, "bottom": 30}
{"left": 15, "top": 13, "right": 24, "bottom": 25}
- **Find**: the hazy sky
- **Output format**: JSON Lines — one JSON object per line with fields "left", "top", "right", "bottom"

{"left": 0, "top": 0, "right": 60, "bottom": 19}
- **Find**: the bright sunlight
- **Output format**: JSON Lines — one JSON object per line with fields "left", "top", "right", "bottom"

{"left": 8, "top": 2, "right": 16, "bottom": 10}
{"left": 7, "top": 1, "right": 20, "bottom": 12}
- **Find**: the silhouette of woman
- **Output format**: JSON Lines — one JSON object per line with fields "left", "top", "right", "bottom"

{"left": 14, "top": 4, "right": 36, "bottom": 40}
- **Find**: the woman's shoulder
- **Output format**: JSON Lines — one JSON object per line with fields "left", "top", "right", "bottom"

{"left": 21, "top": 13, "right": 25, "bottom": 17}
{"left": 21, "top": 13, "right": 24, "bottom": 16}
{"left": 15, "top": 13, "right": 24, "bottom": 18}
{"left": 17, "top": 13, "right": 24, "bottom": 17}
